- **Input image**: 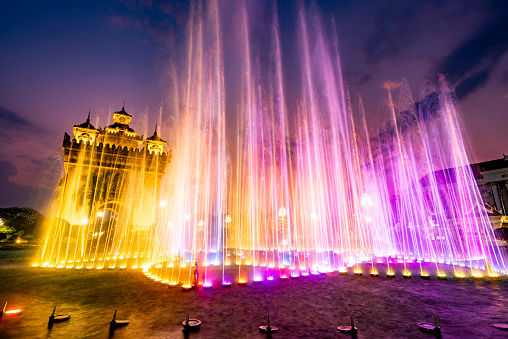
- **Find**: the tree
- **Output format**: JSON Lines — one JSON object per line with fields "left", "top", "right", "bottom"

{"left": 0, "top": 207, "right": 46, "bottom": 240}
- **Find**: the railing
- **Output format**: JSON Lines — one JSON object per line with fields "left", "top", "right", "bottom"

{"left": 0, "top": 249, "right": 37, "bottom": 259}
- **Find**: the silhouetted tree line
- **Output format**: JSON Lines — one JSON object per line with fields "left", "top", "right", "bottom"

{"left": 0, "top": 207, "right": 45, "bottom": 241}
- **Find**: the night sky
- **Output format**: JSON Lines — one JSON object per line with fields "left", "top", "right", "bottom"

{"left": 1, "top": 0, "right": 507, "bottom": 208}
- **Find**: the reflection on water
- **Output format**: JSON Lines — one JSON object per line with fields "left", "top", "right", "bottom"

{"left": 0, "top": 260, "right": 507, "bottom": 338}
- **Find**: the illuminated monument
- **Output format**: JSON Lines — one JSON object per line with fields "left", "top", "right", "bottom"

{"left": 40, "top": 106, "right": 170, "bottom": 268}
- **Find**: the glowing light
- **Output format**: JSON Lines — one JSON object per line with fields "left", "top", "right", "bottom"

{"left": 387, "top": 271, "right": 395, "bottom": 277}
{"left": 203, "top": 282, "right": 212, "bottom": 289}
{"left": 267, "top": 276, "right": 274, "bottom": 281}
{"left": 159, "top": 200, "right": 168, "bottom": 207}
{"left": 370, "top": 270, "right": 378, "bottom": 277}
{"left": 361, "top": 193, "right": 373, "bottom": 207}
{"left": 472, "top": 272, "right": 483, "bottom": 279}
{"left": 97, "top": 211, "right": 104, "bottom": 217}
{"left": 339, "top": 267, "right": 347, "bottom": 274}
{"left": 81, "top": 218, "right": 89, "bottom": 225}
{"left": 225, "top": 214, "right": 232, "bottom": 223}
{"left": 402, "top": 270, "right": 412, "bottom": 278}
{"left": 4, "top": 309, "right": 22, "bottom": 315}
{"left": 198, "top": 220, "right": 204, "bottom": 228}
{"left": 278, "top": 206, "right": 287, "bottom": 217}
{"left": 489, "top": 272, "right": 500, "bottom": 279}
{"left": 184, "top": 215, "right": 190, "bottom": 221}
{"left": 354, "top": 269, "right": 362, "bottom": 275}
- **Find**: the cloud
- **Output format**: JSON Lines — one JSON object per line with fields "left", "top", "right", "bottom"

{"left": 0, "top": 107, "right": 36, "bottom": 129}
{"left": 454, "top": 66, "right": 491, "bottom": 99}
{"left": 109, "top": 0, "right": 188, "bottom": 47}
{"left": 0, "top": 106, "right": 55, "bottom": 190}
{"left": 434, "top": 2, "right": 508, "bottom": 98}
{"left": 362, "top": 2, "right": 425, "bottom": 65}
{"left": 0, "top": 160, "right": 33, "bottom": 208}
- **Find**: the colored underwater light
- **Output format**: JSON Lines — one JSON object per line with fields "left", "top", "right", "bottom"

{"left": 339, "top": 267, "right": 347, "bottom": 274}
{"left": 300, "top": 272, "right": 309, "bottom": 277}
{"left": 472, "top": 272, "right": 483, "bottom": 279}
{"left": 454, "top": 272, "right": 465, "bottom": 279}
{"left": 402, "top": 270, "right": 412, "bottom": 278}
{"left": 437, "top": 273, "right": 447, "bottom": 280}
{"left": 354, "top": 269, "right": 362, "bottom": 276}
{"left": 168, "top": 282, "right": 178, "bottom": 287}
{"left": 203, "top": 282, "right": 212, "bottom": 289}
{"left": 222, "top": 281, "right": 231, "bottom": 286}
{"left": 488, "top": 272, "right": 500, "bottom": 279}
{"left": 267, "top": 276, "right": 274, "bottom": 281}
{"left": 387, "top": 270, "right": 395, "bottom": 277}
{"left": 370, "top": 270, "right": 379, "bottom": 277}
{"left": 280, "top": 274, "right": 288, "bottom": 279}
{"left": 419, "top": 272, "right": 430, "bottom": 279}
{"left": 238, "top": 280, "right": 247, "bottom": 286}
{"left": 3, "top": 309, "right": 22, "bottom": 315}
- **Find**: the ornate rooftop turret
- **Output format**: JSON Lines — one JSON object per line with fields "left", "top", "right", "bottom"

{"left": 144, "top": 124, "right": 166, "bottom": 154}
{"left": 73, "top": 110, "right": 99, "bottom": 144}
{"left": 99, "top": 104, "right": 143, "bottom": 149}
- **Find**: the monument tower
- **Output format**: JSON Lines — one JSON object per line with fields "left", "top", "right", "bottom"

{"left": 43, "top": 105, "right": 170, "bottom": 266}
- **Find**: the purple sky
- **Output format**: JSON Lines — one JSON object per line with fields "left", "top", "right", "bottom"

{"left": 1, "top": 0, "right": 507, "bottom": 208}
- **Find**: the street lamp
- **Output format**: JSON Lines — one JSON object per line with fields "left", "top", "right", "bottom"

{"left": 361, "top": 193, "right": 373, "bottom": 207}
{"left": 278, "top": 206, "right": 287, "bottom": 218}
